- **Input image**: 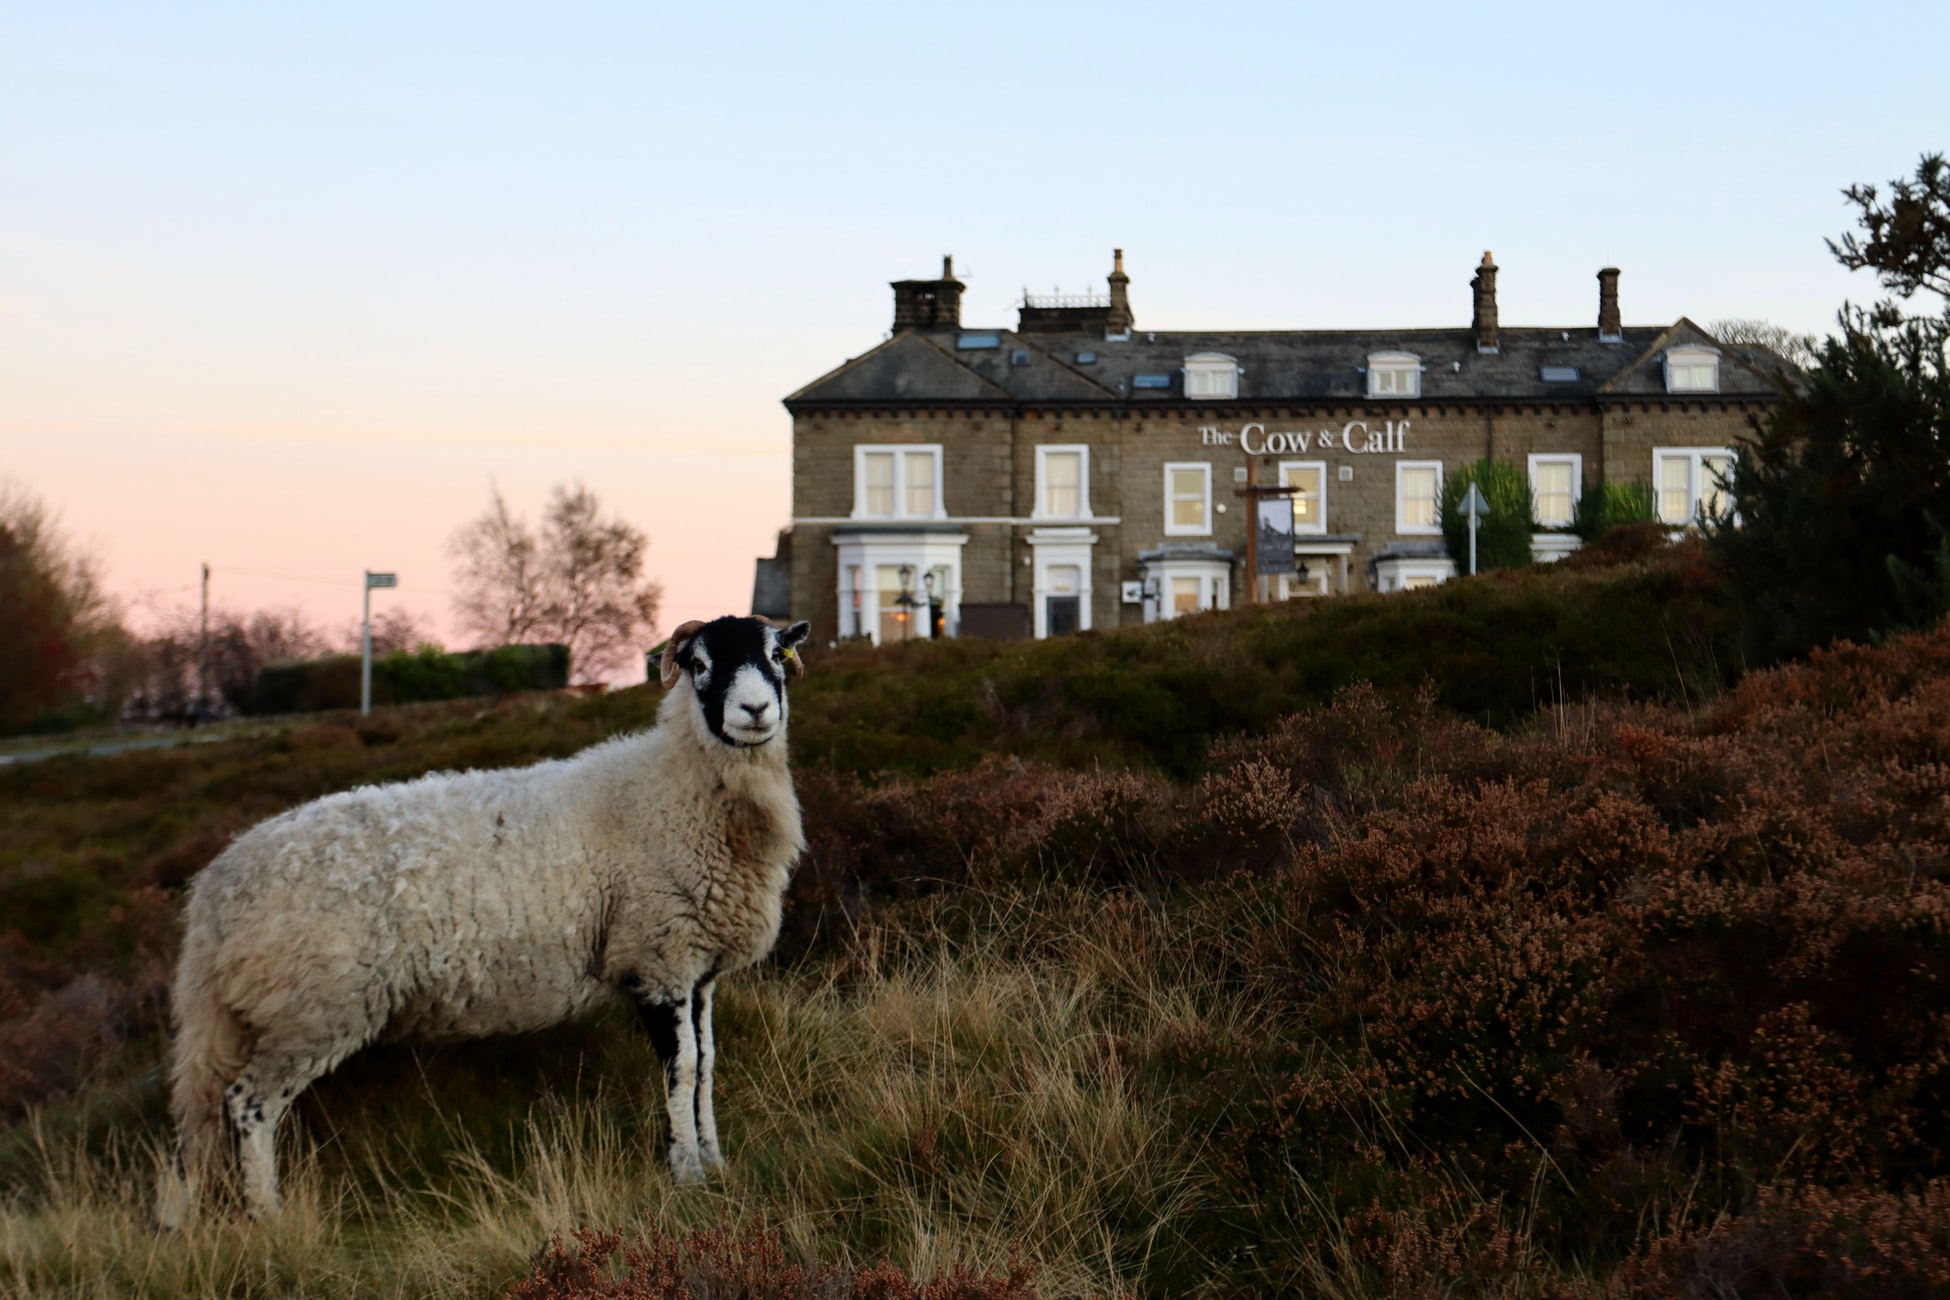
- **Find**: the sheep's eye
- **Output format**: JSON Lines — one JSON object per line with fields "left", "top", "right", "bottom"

{"left": 771, "top": 649, "right": 784, "bottom": 662}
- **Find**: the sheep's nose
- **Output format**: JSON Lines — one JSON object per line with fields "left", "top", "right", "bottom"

{"left": 741, "top": 700, "right": 770, "bottom": 720}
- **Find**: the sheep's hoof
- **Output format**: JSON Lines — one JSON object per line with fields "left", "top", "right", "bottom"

{"left": 669, "top": 1151, "right": 707, "bottom": 1185}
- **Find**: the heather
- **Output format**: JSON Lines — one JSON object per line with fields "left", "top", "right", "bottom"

{"left": 3, "top": 554, "right": 1950, "bottom": 1294}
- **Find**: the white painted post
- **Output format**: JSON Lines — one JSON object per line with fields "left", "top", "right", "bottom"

{"left": 361, "top": 571, "right": 397, "bottom": 716}
{"left": 1460, "top": 482, "right": 1489, "bottom": 578}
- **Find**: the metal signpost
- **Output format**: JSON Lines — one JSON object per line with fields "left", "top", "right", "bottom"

{"left": 362, "top": 571, "right": 398, "bottom": 716}
{"left": 1459, "top": 482, "right": 1489, "bottom": 576}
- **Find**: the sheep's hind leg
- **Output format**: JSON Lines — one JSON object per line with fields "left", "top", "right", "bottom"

{"left": 633, "top": 988, "right": 705, "bottom": 1184}
{"left": 693, "top": 978, "right": 723, "bottom": 1170}
{"left": 225, "top": 1051, "right": 330, "bottom": 1219}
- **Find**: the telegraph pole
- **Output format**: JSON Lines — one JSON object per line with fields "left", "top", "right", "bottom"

{"left": 196, "top": 562, "right": 210, "bottom": 718}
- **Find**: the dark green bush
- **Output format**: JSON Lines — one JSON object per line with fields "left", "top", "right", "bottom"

{"left": 1573, "top": 477, "right": 1659, "bottom": 540}
{"left": 250, "top": 644, "right": 570, "bottom": 714}
{"left": 1439, "top": 457, "right": 1535, "bottom": 573}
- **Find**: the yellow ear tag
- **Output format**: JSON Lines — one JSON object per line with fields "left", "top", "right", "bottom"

{"left": 782, "top": 648, "right": 800, "bottom": 667}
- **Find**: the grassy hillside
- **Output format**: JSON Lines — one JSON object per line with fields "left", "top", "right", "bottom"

{"left": 6, "top": 542, "right": 1947, "bottom": 1296}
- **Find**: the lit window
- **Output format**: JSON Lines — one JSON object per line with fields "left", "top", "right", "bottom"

{"left": 875, "top": 565, "right": 919, "bottom": 643}
{"left": 1146, "top": 561, "right": 1230, "bottom": 622}
{"left": 904, "top": 453, "right": 934, "bottom": 517}
{"left": 863, "top": 452, "right": 895, "bottom": 516}
{"left": 1183, "top": 353, "right": 1239, "bottom": 399}
{"left": 1279, "top": 461, "right": 1327, "bottom": 535}
{"left": 1171, "top": 576, "right": 1201, "bottom": 615}
{"left": 853, "top": 445, "right": 944, "bottom": 520}
{"left": 1655, "top": 448, "right": 1736, "bottom": 525}
{"left": 1035, "top": 446, "right": 1089, "bottom": 519}
{"left": 1396, "top": 461, "right": 1443, "bottom": 534}
{"left": 1665, "top": 345, "right": 1721, "bottom": 394}
{"left": 1164, "top": 462, "right": 1212, "bottom": 535}
{"left": 1528, "top": 454, "right": 1583, "bottom": 528}
{"left": 1367, "top": 352, "right": 1421, "bottom": 399}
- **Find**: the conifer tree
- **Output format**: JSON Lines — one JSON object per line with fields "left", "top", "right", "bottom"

{"left": 1710, "top": 153, "right": 1950, "bottom": 661}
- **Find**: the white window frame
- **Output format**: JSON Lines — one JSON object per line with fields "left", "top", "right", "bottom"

{"left": 1278, "top": 460, "right": 1328, "bottom": 536}
{"left": 1375, "top": 557, "right": 1458, "bottom": 593}
{"left": 1664, "top": 344, "right": 1722, "bottom": 394}
{"left": 851, "top": 444, "right": 945, "bottom": 521}
{"left": 1144, "top": 559, "right": 1231, "bottom": 623}
{"left": 1163, "top": 462, "right": 1213, "bottom": 536}
{"left": 1033, "top": 444, "right": 1091, "bottom": 521}
{"left": 1527, "top": 453, "right": 1583, "bottom": 529}
{"left": 832, "top": 531, "right": 970, "bottom": 646}
{"left": 1367, "top": 351, "right": 1422, "bottom": 399}
{"left": 1395, "top": 460, "right": 1444, "bottom": 536}
{"left": 1183, "top": 352, "right": 1239, "bottom": 400}
{"left": 1654, "top": 447, "right": 1737, "bottom": 526}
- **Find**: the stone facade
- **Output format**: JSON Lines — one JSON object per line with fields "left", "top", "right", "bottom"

{"left": 774, "top": 253, "right": 1788, "bottom": 646}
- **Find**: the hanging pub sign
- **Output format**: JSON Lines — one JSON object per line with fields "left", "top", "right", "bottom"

{"left": 1256, "top": 497, "right": 1297, "bottom": 574}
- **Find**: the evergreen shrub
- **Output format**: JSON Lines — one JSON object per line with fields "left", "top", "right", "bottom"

{"left": 1439, "top": 458, "right": 1535, "bottom": 573}
{"left": 1573, "top": 477, "right": 1659, "bottom": 540}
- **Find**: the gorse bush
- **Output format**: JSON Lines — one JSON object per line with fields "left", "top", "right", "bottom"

{"left": 1439, "top": 456, "right": 1535, "bottom": 572}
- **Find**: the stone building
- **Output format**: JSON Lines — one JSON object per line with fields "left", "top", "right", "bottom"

{"left": 764, "top": 251, "right": 1787, "bottom": 645}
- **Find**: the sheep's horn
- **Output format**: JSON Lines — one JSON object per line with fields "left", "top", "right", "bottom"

{"left": 658, "top": 621, "right": 707, "bottom": 688}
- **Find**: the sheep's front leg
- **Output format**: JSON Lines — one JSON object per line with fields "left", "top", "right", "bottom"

{"left": 693, "top": 978, "right": 723, "bottom": 1170}
{"left": 634, "top": 990, "right": 705, "bottom": 1183}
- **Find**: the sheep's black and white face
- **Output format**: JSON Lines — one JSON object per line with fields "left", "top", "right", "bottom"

{"left": 665, "top": 617, "right": 810, "bottom": 747}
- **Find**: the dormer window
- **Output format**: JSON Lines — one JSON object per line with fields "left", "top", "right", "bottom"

{"left": 1183, "top": 353, "right": 1239, "bottom": 400}
{"left": 1665, "top": 344, "right": 1721, "bottom": 394}
{"left": 1367, "top": 352, "right": 1421, "bottom": 398}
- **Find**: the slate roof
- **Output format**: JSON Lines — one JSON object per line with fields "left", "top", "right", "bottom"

{"left": 786, "top": 316, "right": 1786, "bottom": 408}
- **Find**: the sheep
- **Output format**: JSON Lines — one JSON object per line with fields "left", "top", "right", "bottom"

{"left": 154, "top": 615, "right": 812, "bottom": 1226}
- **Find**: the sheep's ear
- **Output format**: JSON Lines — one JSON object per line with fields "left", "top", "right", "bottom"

{"left": 658, "top": 621, "right": 707, "bottom": 689}
{"left": 779, "top": 620, "right": 810, "bottom": 679}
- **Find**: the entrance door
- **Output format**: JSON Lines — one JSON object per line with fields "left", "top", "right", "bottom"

{"left": 1045, "top": 564, "right": 1082, "bottom": 637}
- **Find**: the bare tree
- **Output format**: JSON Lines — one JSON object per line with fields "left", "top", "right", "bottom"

{"left": 448, "top": 486, "right": 546, "bottom": 645}
{"left": 448, "top": 482, "right": 662, "bottom": 682}
{"left": 1710, "top": 319, "right": 1821, "bottom": 369}
{"left": 135, "top": 603, "right": 338, "bottom": 718}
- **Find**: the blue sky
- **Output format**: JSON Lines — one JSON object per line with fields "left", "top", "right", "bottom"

{"left": 2, "top": 2, "right": 1943, "bottom": 663}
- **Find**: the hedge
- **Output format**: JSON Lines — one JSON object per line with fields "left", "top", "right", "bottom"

{"left": 250, "top": 644, "right": 570, "bottom": 715}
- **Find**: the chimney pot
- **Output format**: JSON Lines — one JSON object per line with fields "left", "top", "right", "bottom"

{"left": 890, "top": 255, "right": 964, "bottom": 332}
{"left": 1106, "top": 247, "right": 1134, "bottom": 337}
{"left": 1597, "top": 267, "right": 1622, "bottom": 341}
{"left": 1471, "top": 253, "right": 1500, "bottom": 354}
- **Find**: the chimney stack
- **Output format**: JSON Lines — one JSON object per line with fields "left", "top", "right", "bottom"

{"left": 1471, "top": 251, "right": 1500, "bottom": 354}
{"left": 1106, "top": 248, "right": 1134, "bottom": 337}
{"left": 890, "top": 255, "right": 965, "bottom": 332}
{"left": 1597, "top": 267, "right": 1622, "bottom": 341}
